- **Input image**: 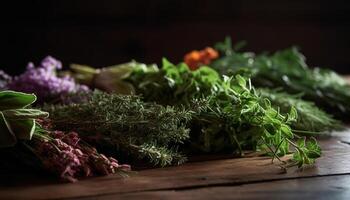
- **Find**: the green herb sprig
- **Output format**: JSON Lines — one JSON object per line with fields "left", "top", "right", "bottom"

{"left": 127, "top": 59, "right": 321, "bottom": 167}
{"left": 213, "top": 37, "right": 350, "bottom": 119}
{"left": 66, "top": 58, "right": 322, "bottom": 167}
{"left": 257, "top": 88, "right": 342, "bottom": 132}
{"left": 0, "top": 91, "right": 49, "bottom": 147}
{"left": 46, "top": 91, "right": 192, "bottom": 167}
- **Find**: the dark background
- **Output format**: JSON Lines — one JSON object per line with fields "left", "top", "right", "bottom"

{"left": 1, "top": 0, "right": 350, "bottom": 75}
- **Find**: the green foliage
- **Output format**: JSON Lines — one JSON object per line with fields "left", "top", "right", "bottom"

{"left": 0, "top": 91, "right": 49, "bottom": 147}
{"left": 46, "top": 91, "right": 192, "bottom": 167}
{"left": 127, "top": 59, "right": 321, "bottom": 167}
{"left": 291, "top": 137, "right": 321, "bottom": 167}
{"left": 128, "top": 58, "right": 221, "bottom": 105}
{"left": 257, "top": 88, "right": 342, "bottom": 132}
{"left": 212, "top": 38, "right": 350, "bottom": 118}
{"left": 0, "top": 90, "right": 37, "bottom": 110}
{"left": 68, "top": 57, "right": 322, "bottom": 167}
{"left": 69, "top": 61, "right": 158, "bottom": 94}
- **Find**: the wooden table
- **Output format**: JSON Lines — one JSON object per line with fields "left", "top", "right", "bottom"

{"left": 1, "top": 130, "right": 350, "bottom": 200}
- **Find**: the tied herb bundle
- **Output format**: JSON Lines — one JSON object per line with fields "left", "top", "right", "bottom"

{"left": 46, "top": 91, "right": 192, "bottom": 167}
{"left": 212, "top": 37, "right": 350, "bottom": 119}
{"left": 125, "top": 59, "right": 321, "bottom": 167}
{"left": 0, "top": 91, "right": 129, "bottom": 182}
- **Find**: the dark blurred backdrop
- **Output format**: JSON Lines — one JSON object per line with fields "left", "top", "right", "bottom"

{"left": 1, "top": 0, "right": 350, "bottom": 75}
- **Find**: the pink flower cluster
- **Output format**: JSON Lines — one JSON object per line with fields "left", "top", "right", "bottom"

{"left": 35, "top": 131, "right": 130, "bottom": 182}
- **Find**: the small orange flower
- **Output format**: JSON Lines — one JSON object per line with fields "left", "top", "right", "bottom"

{"left": 203, "top": 47, "right": 219, "bottom": 59}
{"left": 184, "top": 47, "right": 219, "bottom": 70}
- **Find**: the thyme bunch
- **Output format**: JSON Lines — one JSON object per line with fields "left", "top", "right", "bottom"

{"left": 46, "top": 91, "right": 192, "bottom": 167}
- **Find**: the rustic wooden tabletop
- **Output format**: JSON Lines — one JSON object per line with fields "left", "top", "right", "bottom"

{"left": 1, "top": 130, "right": 350, "bottom": 200}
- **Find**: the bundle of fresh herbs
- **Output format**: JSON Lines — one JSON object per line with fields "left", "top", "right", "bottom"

{"left": 45, "top": 91, "right": 192, "bottom": 167}
{"left": 69, "top": 59, "right": 322, "bottom": 167}
{"left": 132, "top": 59, "right": 321, "bottom": 167}
{"left": 257, "top": 88, "right": 342, "bottom": 132}
{"left": 212, "top": 37, "right": 350, "bottom": 119}
{"left": 4, "top": 40, "right": 343, "bottom": 182}
{"left": 0, "top": 90, "right": 129, "bottom": 182}
{"left": 71, "top": 56, "right": 341, "bottom": 133}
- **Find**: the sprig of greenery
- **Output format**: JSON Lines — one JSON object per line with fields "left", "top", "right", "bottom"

{"left": 66, "top": 58, "right": 322, "bottom": 167}
{"left": 213, "top": 37, "right": 350, "bottom": 119}
{"left": 0, "top": 91, "right": 49, "bottom": 147}
{"left": 45, "top": 91, "right": 192, "bottom": 167}
{"left": 257, "top": 88, "right": 342, "bottom": 132}
{"left": 126, "top": 59, "right": 321, "bottom": 167}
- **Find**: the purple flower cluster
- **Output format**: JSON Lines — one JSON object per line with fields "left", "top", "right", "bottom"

{"left": 7, "top": 56, "right": 89, "bottom": 103}
{"left": 35, "top": 130, "right": 130, "bottom": 182}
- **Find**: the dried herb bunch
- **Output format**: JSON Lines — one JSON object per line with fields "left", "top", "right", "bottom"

{"left": 30, "top": 125, "right": 130, "bottom": 182}
{"left": 46, "top": 91, "right": 192, "bottom": 167}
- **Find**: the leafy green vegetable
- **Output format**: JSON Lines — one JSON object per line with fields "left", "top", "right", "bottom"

{"left": 0, "top": 91, "right": 49, "bottom": 147}
{"left": 0, "top": 90, "right": 37, "bottom": 110}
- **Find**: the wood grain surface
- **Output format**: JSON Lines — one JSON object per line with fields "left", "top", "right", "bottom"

{"left": 87, "top": 175, "right": 350, "bottom": 200}
{"left": 1, "top": 133, "right": 350, "bottom": 200}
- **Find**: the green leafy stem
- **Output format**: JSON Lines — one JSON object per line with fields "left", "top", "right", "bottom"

{"left": 0, "top": 91, "right": 49, "bottom": 147}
